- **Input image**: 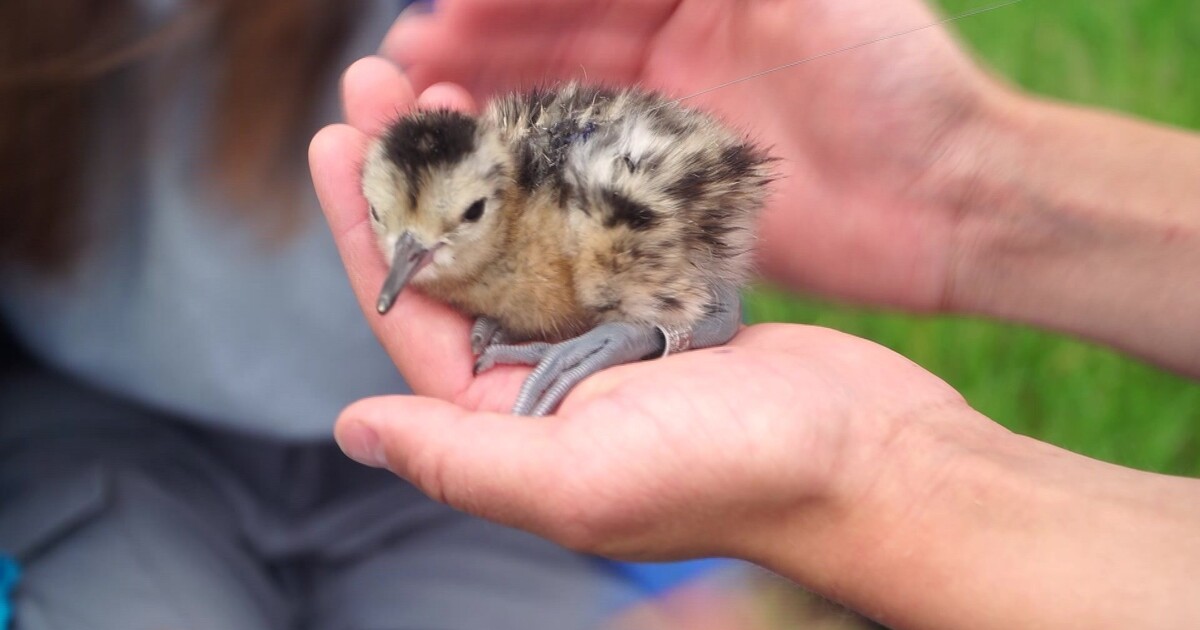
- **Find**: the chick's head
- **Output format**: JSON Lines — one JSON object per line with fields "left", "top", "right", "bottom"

{"left": 362, "top": 109, "right": 512, "bottom": 313}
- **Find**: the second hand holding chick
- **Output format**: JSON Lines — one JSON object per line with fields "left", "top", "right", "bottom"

{"left": 362, "top": 83, "right": 773, "bottom": 415}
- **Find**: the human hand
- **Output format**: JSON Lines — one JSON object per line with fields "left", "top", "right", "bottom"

{"left": 332, "top": 321, "right": 967, "bottom": 562}
{"left": 310, "top": 56, "right": 1200, "bottom": 630}
{"left": 381, "top": 0, "right": 1007, "bottom": 310}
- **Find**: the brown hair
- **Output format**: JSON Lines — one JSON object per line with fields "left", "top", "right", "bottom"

{"left": 0, "top": 1, "right": 358, "bottom": 272}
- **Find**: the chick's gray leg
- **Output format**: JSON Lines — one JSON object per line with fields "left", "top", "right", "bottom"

{"left": 474, "top": 341, "right": 552, "bottom": 375}
{"left": 514, "top": 286, "right": 743, "bottom": 416}
{"left": 470, "top": 317, "right": 509, "bottom": 356}
{"left": 681, "top": 284, "right": 742, "bottom": 350}
{"left": 513, "top": 322, "right": 663, "bottom": 416}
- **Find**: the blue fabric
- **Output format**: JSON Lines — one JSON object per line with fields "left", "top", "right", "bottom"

{"left": 0, "top": 555, "right": 18, "bottom": 630}
{"left": 0, "top": 0, "right": 408, "bottom": 441}
{"left": 608, "top": 559, "right": 733, "bottom": 597}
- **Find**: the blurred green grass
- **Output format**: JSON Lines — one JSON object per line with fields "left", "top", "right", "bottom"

{"left": 744, "top": 0, "right": 1200, "bottom": 477}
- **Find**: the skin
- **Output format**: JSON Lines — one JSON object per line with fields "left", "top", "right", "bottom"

{"left": 308, "top": 1, "right": 1200, "bottom": 627}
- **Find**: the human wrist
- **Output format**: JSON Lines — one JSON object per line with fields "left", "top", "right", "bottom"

{"left": 737, "top": 401, "right": 1003, "bottom": 586}
{"left": 941, "top": 90, "right": 1200, "bottom": 373}
{"left": 745, "top": 397, "right": 1200, "bottom": 629}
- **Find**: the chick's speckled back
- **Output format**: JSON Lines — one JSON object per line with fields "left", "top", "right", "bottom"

{"left": 364, "top": 83, "right": 773, "bottom": 343}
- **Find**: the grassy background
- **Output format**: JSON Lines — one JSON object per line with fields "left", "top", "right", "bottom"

{"left": 744, "top": 0, "right": 1200, "bottom": 477}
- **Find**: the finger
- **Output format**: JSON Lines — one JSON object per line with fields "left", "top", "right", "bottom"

{"left": 309, "top": 125, "right": 475, "bottom": 398}
{"left": 335, "top": 396, "right": 572, "bottom": 537}
{"left": 397, "top": 34, "right": 647, "bottom": 94}
{"left": 381, "top": 11, "right": 442, "bottom": 65}
{"left": 381, "top": 4, "right": 663, "bottom": 95}
{"left": 411, "top": 0, "right": 676, "bottom": 37}
{"left": 308, "top": 124, "right": 369, "bottom": 239}
{"left": 341, "top": 56, "right": 416, "bottom": 136}
{"left": 417, "top": 82, "right": 477, "bottom": 112}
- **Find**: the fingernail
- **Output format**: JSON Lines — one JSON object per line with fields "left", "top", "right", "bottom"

{"left": 337, "top": 421, "right": 387, "bottom": 468}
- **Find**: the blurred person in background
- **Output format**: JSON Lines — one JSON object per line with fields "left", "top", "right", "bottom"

{"left": 312, "top": 0, "right": 1200, "bottom": 628}
{"left": 0, "top": 2, "right": 739, "bottom": 629}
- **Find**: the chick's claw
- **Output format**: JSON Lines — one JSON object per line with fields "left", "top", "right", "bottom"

{"left": 511, "top": 322, "right": 664, "bottom": 417}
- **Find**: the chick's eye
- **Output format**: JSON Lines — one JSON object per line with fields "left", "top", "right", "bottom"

{"left": 369, "top": 205, "right": 381, "bottom": 222}
{"left": 462, "top": 198, "right": 486, "bottom": 223}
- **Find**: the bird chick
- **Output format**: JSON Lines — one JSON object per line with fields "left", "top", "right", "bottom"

{"left": 361, "top": 82, "right": 773, "bottom": 415}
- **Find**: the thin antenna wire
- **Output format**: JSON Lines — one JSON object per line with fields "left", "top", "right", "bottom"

{"left": 674, "top": 0, "right": 1024, "bottom": 104}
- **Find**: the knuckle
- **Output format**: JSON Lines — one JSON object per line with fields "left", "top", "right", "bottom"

{"left": 405, "top": 442, "right": 451, "bottom": 506}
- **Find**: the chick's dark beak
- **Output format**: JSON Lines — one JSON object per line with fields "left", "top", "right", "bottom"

{"left": 376, "top": 232, "right": 435, "bottom": 315}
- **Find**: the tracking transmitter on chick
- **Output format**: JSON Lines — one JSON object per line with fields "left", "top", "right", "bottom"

{"left": 361, "top": 83, "right": 773, "bottom": 416}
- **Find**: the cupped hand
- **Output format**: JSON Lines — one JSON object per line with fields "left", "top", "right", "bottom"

{"left": 332, "top": 322, "right": 966, "bottom": 562}
{"left": 383, "top": 0, "right": 1007, "bottom": 311}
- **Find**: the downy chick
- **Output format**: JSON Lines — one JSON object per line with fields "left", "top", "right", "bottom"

{"left": 361, "top": 83, "right": 773, "bottom": 416}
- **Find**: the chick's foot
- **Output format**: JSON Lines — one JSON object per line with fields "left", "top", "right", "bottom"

{"left": 473, "top": 322, "right": 663, "bottom": 416}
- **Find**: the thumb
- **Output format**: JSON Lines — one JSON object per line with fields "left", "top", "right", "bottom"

{"left": 335, "top": 395, "right": 571, "bottom": 535}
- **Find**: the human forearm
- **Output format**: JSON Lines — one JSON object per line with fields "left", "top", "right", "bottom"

{"left": 947, "top": 92, "right": 1200, "bottom": 376}
{"left": 748, "top": 404, "right": 1200, "bottom": 629}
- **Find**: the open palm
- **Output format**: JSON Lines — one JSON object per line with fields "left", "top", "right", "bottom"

{"left": 333, "top": 322, "right": 966, "bottom": 561}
